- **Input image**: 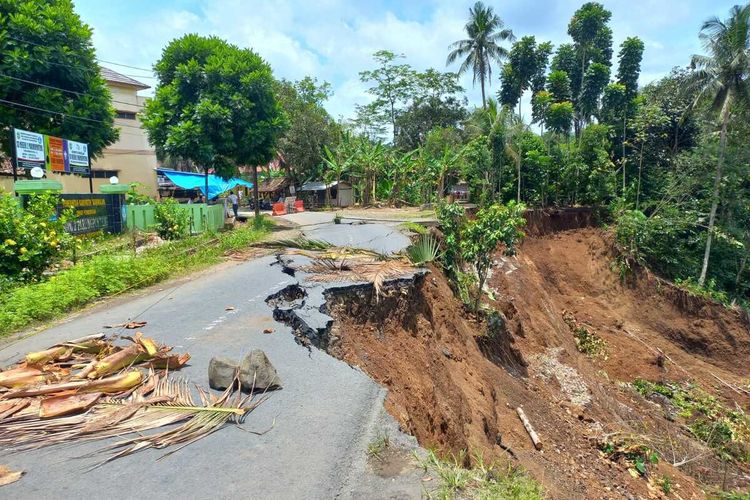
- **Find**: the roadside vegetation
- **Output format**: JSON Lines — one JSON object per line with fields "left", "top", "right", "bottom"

{"left": 417, "top": 449, "right": 543, "bottom": 499}
{"left": 0, "top": 216, "right": 273, "bottom": 336}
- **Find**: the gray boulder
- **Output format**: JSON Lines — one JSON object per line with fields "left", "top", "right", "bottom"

{"left": 239, "top": 349, "right": 282, "bottom": 391}
{"left": 208, "top": 356, "right": 239, "bottom": 390}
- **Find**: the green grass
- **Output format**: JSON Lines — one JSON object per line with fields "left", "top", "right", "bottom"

{"left": 632, "top": 379, "right": 750, "bottom": 462}
{"left": 0, "top": 220, "right": 273, "bottom": 336}
{"left": 367, "top": 433, "right": 390, "bottom": 460}
{"left": 417, "top": 450, "right": 543, "bottom": 500}
{"left": 398, "top": 221, "right": 429, "bottom": 235}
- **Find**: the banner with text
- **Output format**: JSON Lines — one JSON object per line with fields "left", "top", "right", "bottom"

{"left": 12, "top": 128, "right": 90, "bottom": 175}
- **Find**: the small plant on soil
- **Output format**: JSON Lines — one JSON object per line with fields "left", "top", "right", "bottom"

{"left": 367, "top": 433, "right": 390, "bottom": 460}
{"left": 562, "top": 311, "right": 608, "bottom": 359}
{"left": 657, "top": 474, "right": 672, "bottom": 494}
{"left": 632, "top": 379, "right": 750, "bottom": 463}
{"left": 407, "top": 234, "right": 440, "bottom": 265}
{"left": 416, "top": 449, "right": 543, "bottom": 499}
{"left": 599, "top": 437, "right": 660, "bottom": 478}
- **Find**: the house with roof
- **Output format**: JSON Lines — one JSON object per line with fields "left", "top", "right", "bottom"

{"left": 1, "top": 67, "right": 158, "bottom": 196}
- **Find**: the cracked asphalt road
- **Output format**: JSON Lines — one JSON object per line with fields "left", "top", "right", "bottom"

{"left": 0, "top": 219, "right": 423, "bottom": 500}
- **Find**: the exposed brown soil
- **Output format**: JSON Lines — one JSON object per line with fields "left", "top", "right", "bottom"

{"left": 323, "top": 217, "right": 750, "bottom": 499}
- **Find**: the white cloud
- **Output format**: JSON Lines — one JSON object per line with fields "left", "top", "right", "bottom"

{"left": 78, "top": 0, "right": 737, "bottom": 121}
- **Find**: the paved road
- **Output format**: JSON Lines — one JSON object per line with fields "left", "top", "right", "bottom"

{"left": 0, "top": 222, "right": 424, "bottom": 499}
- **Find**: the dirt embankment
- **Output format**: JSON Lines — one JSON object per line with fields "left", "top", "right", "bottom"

{"left": 321, "top": 218, "right": 749, "bottom": 498}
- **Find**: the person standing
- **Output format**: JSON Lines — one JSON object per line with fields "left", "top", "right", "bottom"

{"left": 228, "top": 191, "right": 239, "bottom": 218}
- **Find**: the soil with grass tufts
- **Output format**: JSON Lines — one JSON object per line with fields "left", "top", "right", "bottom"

{"left": 316, "top": 215, "right": 750, "bottom": 498}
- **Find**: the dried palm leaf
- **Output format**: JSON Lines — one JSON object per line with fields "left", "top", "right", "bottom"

{"left": 0, "top": 372, "right": 266, "bottom": 468}
{"left": 39, "top": 393, "right": 101, "bottom": 419}
{"left": 3, "top": 370, "right": 143, "bottom": 398}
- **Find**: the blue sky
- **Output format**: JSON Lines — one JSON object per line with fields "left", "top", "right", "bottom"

{"left": 75, "top": 0, "right": 738, "bottom": 122}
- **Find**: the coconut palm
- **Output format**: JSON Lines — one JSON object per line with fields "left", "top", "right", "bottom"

{"left": 688, "top": 4, "right": 750, "bottom": 286}
{"left": 446, "top": 1, "right": 514, "bottom": 109}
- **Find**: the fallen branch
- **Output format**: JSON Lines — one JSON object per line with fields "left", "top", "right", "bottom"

{"left": 516, "top": 407, "right": 542, "bottom": 450}
{"left": 711, "top": 373, "right": 750, "bottom": 396}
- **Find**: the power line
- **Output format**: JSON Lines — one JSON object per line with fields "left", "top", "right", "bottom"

{"left": 0, "top": 72, "right": 148, "bottom": 109}
{"left": 5, "top": 35, "right": 155, "bottom": 74}
{"left": 0, "top": 97, "right": 146, "bottom": 132}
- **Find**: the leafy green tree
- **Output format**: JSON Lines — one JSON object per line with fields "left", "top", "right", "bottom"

{"left": 500, "top": 37, "right": 552, "bottom": 117}
{"left": 531, "top": 90, "right": 552, "bottom": 132}
{"left": 551, "top": 44, "right": 581, "bottom": 99}
{"left": 547, "top": 101, "right": 574, "bottom": 137}
{"left": 616, "top": 37, "right": 645, "bottom": 101}
{"left": 359, "top": 50, "right": 414, "bottom": 142}
{"left": 394, "top": 70, "right": 466, "bottom": 150}
{"left": 687, "top": 4, "right": 750, "bottom": 285}
{"left": 642, "top": 69, "right": 699, "bottom": 155}
{"left": 447, "top": 1, "right": 514, "bottom": 108}
{"left": 0, "top": 0, "right": 118, "bottom": 158}
{"left": 142, "top": 35, "right": 284, "bottom": 218}
{"left": 578, "top": 62, "right": 610, "bottom": 123}
{"left": 461, "top": 201, "right": 526, "bottom": 310}
{"left": 567, "top": 2, "right": 613, "bottom": 134}
{"left": 275, "top": 77, "right": 338, "bottom": 186}
{"left": 630, "top": 102, "right": 669, "bottom": 209}
{"left": 547, "top": 70, "right": 572, "bottom": 102}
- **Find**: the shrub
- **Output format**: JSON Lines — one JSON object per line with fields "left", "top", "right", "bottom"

{"left": 406, "top": 234, "right": 440, "bottom": 265}
{"left": 154, "top": 199, "right": 190, "bottom": 240}
{"left": 0, "top": 193, "right": 72, "bottom": 280}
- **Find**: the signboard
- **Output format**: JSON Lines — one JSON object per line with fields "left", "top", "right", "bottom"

{"left": 13, "top": 129, "right": 45, "bottom": 170}
{"left": 66, "top": 140, "right": 89, "bottom": 174}
{"left": 12, "top": 128, "right": 90, "bottom": 176}
{"left": 60, "top": 195, "right": 111, "bottom": 235}
{"left": 45, "top": 135, "right": 66, "bottom": 172}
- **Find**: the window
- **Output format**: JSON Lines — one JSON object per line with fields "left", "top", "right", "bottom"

{"left": 116, "top": 110, "right": 137, "bottom": 120}
{"left": 91, "top": 169, "right": 119, "bottom": 179}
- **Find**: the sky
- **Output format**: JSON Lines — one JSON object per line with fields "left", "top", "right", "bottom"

{"left": 75, "top": 0, "right": 738, "bottom": 123}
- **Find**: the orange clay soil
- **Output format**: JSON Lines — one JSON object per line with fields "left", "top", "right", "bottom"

{"left": 323, "top": 222, "right": 749, "bottom": 499}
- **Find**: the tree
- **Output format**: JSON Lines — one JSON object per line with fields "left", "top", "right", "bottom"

{"left": 688, "top": 4, "right": 750, "bottom": 286}
{"left": 547, "top": 70, "right": 572, "bottom": 102}
{"left": 566, "top": 2, "right": 613, "bottom": 134}
{"left": 142, "top": 35, "right": 284, "bottom": 219}
{"left": 616, "top": 37, "right": 645, "bottom": 101}
{"left": 275, "top": 77, "right": 338, "bottom": 185}
{"left": 499, "top": 36, "right": 552, "bottom": 117}
{"left": 447, "top": 1, "right": 514, "bottom": 108}
{"left": 359, "top": 50, "right": 414, "bottom": 142}
{"left": 461, "top": 201, "right": 526, "bottom": 310}
{"left": 394, "top": 69, "right": 466, "bottom": 150}
{"left": 578, "top": 62, "right": 610, "bottom": 122}
{"left": 0, "top": 0, "right": 118, "bottom": 159}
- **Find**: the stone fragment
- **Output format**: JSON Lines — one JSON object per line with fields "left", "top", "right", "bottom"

{"left": 239, "top": 349, "right": 282, "bottom": 391}
{"left": 208, "top": 356, "right": 239, "bottom": 390}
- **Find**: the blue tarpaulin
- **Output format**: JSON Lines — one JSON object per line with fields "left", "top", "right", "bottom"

{"left": 157, "top": 169, "right": 253, "bottom": 200}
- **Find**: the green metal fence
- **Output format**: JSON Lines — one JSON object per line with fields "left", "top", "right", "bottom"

{"left": 126, "top": 203, "right": 225, "bottom": 234}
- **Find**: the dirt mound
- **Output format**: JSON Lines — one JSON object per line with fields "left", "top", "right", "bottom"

{"left": 321, "top": 226, "right": 749, "bottom": 498}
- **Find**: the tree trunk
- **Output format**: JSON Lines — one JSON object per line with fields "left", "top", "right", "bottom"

{"left": 622, "top": 113, "right": 627, "bottom": 196}
{"left": 252, "top": 166, "right": 260, "bottom": 220}
{"left": 481, "top": 77, "right": 487, "bottom": 109}
{"left": 516, "top": 157, "right": 521, "bottom": 203}
{"left": 699, "top": 101, "right": 730, "bottom": 286}
{"left": 636, "top": 142, "right": 644, "bottom": 210}
{"left": 336, "top": 171, "right": 342, "bottom": 207}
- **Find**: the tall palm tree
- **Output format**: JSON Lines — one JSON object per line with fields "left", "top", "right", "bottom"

{"left": 689, "top": 4, "right": 750, "bottom": 286}
{"left": 447, "top": 1, "right": 514, "bottom": 109}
